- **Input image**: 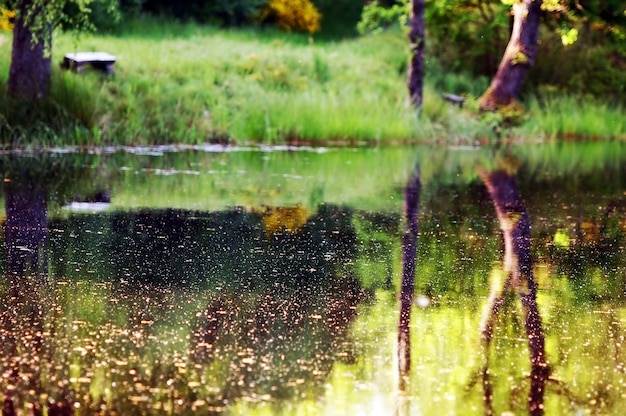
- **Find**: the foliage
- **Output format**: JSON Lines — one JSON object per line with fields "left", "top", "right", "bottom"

{"left": 60, "top": 0, "right": 120, "bottom": 32}
{"left": 0, "top": 76, "right": 97, "bottom": 148}
{"left": 125, "top": 0, "right": 365, "bottom": 36}
{"left": 524, "top": 27, "right": 626, "bottom": 103}
{"left": 359, "top": 0, "right": 626, "bottom": 95}
{"left": 310, "top": 0, "right": 365, "bottom": 37}
{"left": 358, "top": 0, "right": 511, "bottom": 77}
{"left": 356, "top": 0, "right": 407, "bottom": 35}
{"left": 0, "top": 7, "right": 14, "bottom": 31}
{"left": 140, "top": 0, "right": 266, "bottom": 26}
{"left": 1, "top": 19, "right": 624, "bottom": 147}
{"left": 1, "top": 0, "right": 119, "bottom": 48}
{"left": 260, "top": 0, "right": 321, "bottom": 34}
{"left": 543, "top": 0, "right": 626, "bottom": 42}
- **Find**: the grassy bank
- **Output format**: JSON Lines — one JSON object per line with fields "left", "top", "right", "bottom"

{"left": 0, "top": 18, "right": 624, "bottom": 147}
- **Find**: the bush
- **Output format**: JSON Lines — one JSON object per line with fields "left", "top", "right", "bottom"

{"left": 141, "top": 0, "right": 265, "bottom": 26}
{"left": 0, "top": 7, "right": 15, "bottom": 32}
{"left": 260, "top": 0, "right": 321, "bottom": 34}
{"left": 358, "top": 0, "right": 510, "bottom": 76}
{"left": 525, "top": 28, "right": 626, "bottom": 104}
{"left": 312, "top": 0, "right": 365, "bottom": 38}
{"left": 204, "top": 0, "right": 267, "bottom": 26}
{"left": 114, "top": 0, "right": 364, "bottom": 36}
{"left": 86, "top": 1, "right": 122, "bottom": 32}
{"left": 59, "top": 0, "right": 144, "bottom": 33}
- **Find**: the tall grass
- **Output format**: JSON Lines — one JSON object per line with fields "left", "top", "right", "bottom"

{"left": 0, "top": 19, "right": 624, "bottom": 148}
{"left": 54, "top": 24, "right": 434, "bottom": 145}
{"left": 517, "top": 95, "right": 626, "bottom": 140}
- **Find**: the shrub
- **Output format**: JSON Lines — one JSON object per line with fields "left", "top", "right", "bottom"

{"left": 524, "top": 27, "right": 626, "bottom": 105}
{"left": 260, "top": 0, "right": 321, "bottom": 34}
{"left": 312, "top": 0, "right": 365, "bottom": 37}
{"left": 0, "top": 7, "right": 15, "bottom": 32}
{"left": 203, "top": 0, "right": 267, "bottom": 26}
{"left": 141, "top": 0, "right": 265, "bottom": 26}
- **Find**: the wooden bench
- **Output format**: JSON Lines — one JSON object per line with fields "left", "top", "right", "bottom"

{"left": 61, "top": 52, "right": 116, "bottom": 74}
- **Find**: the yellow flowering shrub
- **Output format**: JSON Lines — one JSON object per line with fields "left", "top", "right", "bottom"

{"left": 260, "top": 0, "right": 321, "bottom": 34}
{"left": 0, "top": 8, "right": 15, "bottom": 32}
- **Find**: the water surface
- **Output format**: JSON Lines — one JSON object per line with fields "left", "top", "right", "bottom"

{"left": 0, "top": 142, "right": 624, "bottom": 415}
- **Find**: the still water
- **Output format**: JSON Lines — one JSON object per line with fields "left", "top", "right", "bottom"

{"left": 0, "top": 142, "right": 624, "bottom": 415}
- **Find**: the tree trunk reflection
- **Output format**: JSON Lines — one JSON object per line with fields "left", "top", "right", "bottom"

{"left": 478, "top": 169, "right": 549, "bottom": 416}
{"left": 1, "top": 181, "right": 48, "bottom": 415}
{"left": 398, "top": 165, "right": 421, "bottom": 392}
{"left": 5, "top": 183, "right": 48, "bottom": 280}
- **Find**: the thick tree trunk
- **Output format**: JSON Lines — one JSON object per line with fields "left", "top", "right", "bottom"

{"left": 407, "top": 0, "right": 425, "bottom": 109}
{"left": 8, "top": 1, "right": 52, "bottom": 99}
{"left": 477, "top": 0, "right": 543, "bottom": 111}
{"left": 398, "top": 165, "right": 420, "bottom": 390}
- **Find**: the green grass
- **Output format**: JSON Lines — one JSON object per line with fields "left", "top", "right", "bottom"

{"left": 517, "top": 95, "right": 626, "bottom": 140}
{"left": 0, "top": 18, "right": 624, "bottom": 148}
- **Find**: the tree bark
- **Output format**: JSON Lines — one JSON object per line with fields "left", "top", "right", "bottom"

{"left": 8, "top": 1, "right": 52, "bottom": 99}
{"left": 477, "top": 0, "right": 543, "bottom": 111}
{"left": 407, "top": 0, "right": 425, "bottom": 109}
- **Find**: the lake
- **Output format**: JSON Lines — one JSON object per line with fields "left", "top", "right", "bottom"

{"left": 0, "top": 141, "right": 624, "bottom": 415}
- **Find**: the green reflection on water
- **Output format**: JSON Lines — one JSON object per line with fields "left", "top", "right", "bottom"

{"left": 0, "top": 141, "right": 624, "bottom": 414}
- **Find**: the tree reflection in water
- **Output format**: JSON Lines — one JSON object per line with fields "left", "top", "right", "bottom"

{"left": 0, "top": 149, "right": 624, "bottom": 414}
{"left": 476, "top": 169, "right": 549, "bottom": 416}
{"left": 1, "top": 179, "right": 74, "bottom": 415}
{"left": 192, "top": 276, "right": 363, "bottom": 412}
{"left": 396, "top": 165, "right": 420, "bottom": 416}
{"left": 4, "top": 182, "right": 48, "bottom": 280}
{"left": 398, "top": 165, "right": 420, "bottom": 391}
{"left": 1, "top": 181, "right": 367, "bottom": 414}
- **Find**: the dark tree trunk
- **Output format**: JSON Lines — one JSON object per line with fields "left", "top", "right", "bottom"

{"left": 8, "top": 1, "right": 52, "bottom": 99}
{"left": 398, "top": 165, "right": 420, "bottom": 390}
{"left": 479, "top": 169, "right": 548, "bottom": 416}
{"left": 407, "top": 0, "right": 425, "bottom": 109}
{"left": 478, "top": 0, "right": 543, "bottom": 111}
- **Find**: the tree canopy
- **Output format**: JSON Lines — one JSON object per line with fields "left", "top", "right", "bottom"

{"left": 1, "top": 0, "right": 118, "bottom": 44}
{"left": 2, "top": 0, "right": 117, "bottom": 99}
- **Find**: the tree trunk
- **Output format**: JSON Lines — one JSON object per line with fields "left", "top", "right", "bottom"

{"left": 477, "top": 0, "right": 543, "bottom": 111}
{"left": 407, "top": 0, "right": 425, "bottom": 109}
{"left": 8, "top": 1, "right": 52, "bottom": 99}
